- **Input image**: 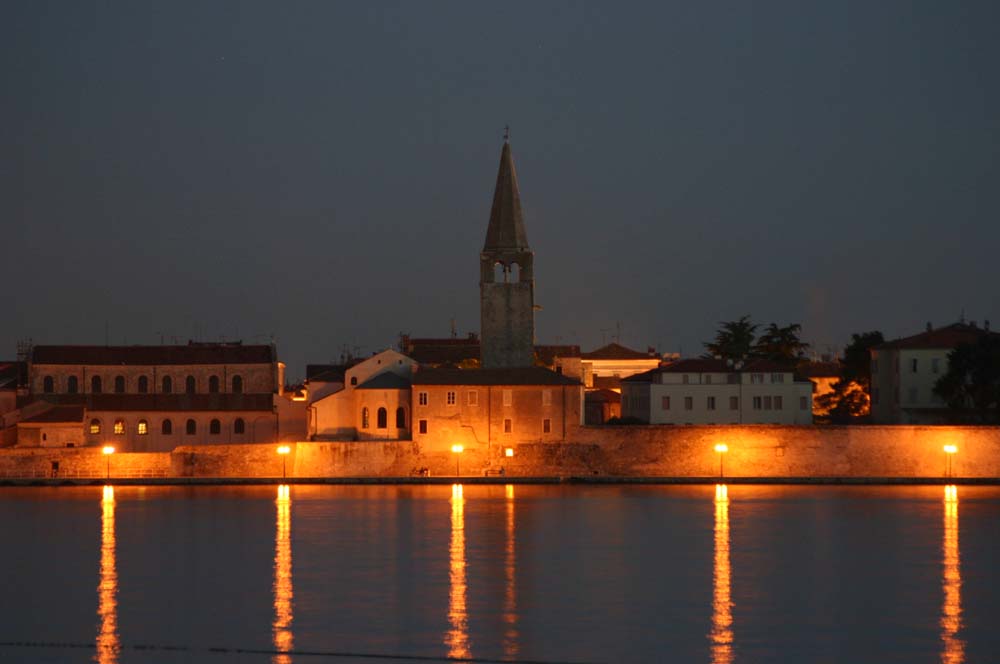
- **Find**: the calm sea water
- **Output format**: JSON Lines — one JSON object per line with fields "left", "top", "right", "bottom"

{"left": 2, "top": 483, "right": 999, "bottom": 663}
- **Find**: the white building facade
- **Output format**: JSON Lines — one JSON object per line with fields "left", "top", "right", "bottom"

{"left": 622, "top": 359, "right": 813, "bottom": 425}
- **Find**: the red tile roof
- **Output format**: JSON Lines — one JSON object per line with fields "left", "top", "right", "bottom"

{"left": 581, "top": 343, "right": 657, "bottom": 361}
{"left": 876, "top": 322, "right": 999, "bottom": 350}
{"left": 20, "top": 405, "right": 85, "bottom": 424}
{"left": 413, "top": 367, "right": 580, "bottom": 386}
{"left": 32, "top": 344, "right": 274, "bottom": 366}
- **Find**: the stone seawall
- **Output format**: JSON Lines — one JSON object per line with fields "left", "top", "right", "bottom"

{"left": 0, "top": 425, "right": 997, "bottom": 479}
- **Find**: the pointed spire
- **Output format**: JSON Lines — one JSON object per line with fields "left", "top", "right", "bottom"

{"left": 483, "top": 136, "right": 529, "bottom": 252}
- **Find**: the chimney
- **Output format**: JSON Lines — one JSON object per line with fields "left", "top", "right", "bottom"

{"left": 970, "top": 320, "right": 978, "bottom": 329}
{"left": 986, "top": 320, "right": 991, "bottom": 332}
{"left": 926, "top": 322, "right": 932, "bottom": 332}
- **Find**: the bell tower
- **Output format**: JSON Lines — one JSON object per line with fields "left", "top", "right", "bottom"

{"left": 480, "top": 133, "right": 535, "bottom": 368}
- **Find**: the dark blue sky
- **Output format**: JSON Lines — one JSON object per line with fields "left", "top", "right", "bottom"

{"left": 4, "top": 1, "right": 998, "bottom": 378}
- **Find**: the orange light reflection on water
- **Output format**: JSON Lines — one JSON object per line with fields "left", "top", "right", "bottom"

{"left": 273, "top": 484, "right": 293, "bottom": 664}
{"left": 96, "top": 485, "right": 119, "bottom": 664}
{"left": 941, "top": 485, "right": 963, "bottom": 664}
{"left": 445, "top": 483, "right": 470, "bottom": 659}
{"left": 711, "top": 484, "right": 733, "bottom": 664}
{"left": 503, "top": 484, "right": 519, "bottom": 658}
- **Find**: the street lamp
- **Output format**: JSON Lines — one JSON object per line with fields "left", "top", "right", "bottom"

{"left": 505, "top": 447, "right": 514, "bottom": 458}
{"left": 102, "top": 446, "right": 115, "bottom": 480}
{"left": 714, "top": 443, "right": 729, "bottom": 479}
{"left": 277, "top": 445, "right": 291, "bottom": 479}
{"left": 943, "top": 444, "right": 957, "bottom": 478}
{"left": 451, "top": 444, "right": 464, "bottom": 476}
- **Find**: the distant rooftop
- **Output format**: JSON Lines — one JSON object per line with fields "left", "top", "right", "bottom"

{"left": 876, "top": 322, "right": 998, "bottom": 351}
{"left": 581, "top": 343, "right": 658, "bottom": 361}
{"left": 413, "top": 366, "right": 580, "bottom": 386}
{"left": 32, "top": 343, "right": 274, "bottom": 366}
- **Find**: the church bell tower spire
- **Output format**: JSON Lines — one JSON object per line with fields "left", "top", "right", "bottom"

{"left": 480, "top": 132, "right": 535, "bottom": 368}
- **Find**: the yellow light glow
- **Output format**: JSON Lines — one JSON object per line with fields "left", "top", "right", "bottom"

{"left": 505, "top": 447, "right": 514, "bottom": 458}
{"left": 102, "top": 446, "right": 115, "bottom": 455}
{"left": 451, "top": 444, "right": 464, "bottom": 454}
{"left": 273, "top": 484, "right": 293, "bottom": 663}
{"left": 941, "top": 485, "right": 964, "bottom": 664}
{"left": 711, "top": 484, "right": 733, "bottom": 664}
{"left": 97, "top": 485, "right": 119, "bottom": 664}
{"left": 277, "top": 445, "right": 291, "bottom": 455}
{"left": 943, "top": 445, "right": 958, "bottom": 454}
{"left": 446, "top": 483, "right": 469, "bottom": 659}
{"left": 714, "top": 444, "right": 729, "bottom": 454}
{"left": 504, "top": 483, "right": 519, "bottom": 658}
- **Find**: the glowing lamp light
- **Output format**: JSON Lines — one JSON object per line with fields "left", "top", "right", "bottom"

{"left": 451, "top": 444, "right": 464, "bottom": 477}
{"left": 277, "top": 445, "right": 291, "bottom": 479}
{"left": 451, "top": 444, "right": 464, "bottom": 454}
{"left": 943, "top": 444, "right": 958, "bottom": 478}
{"left": 714, "top": 444, "right": 729, "bottom": 478}
{"left": 102, "top": 446, "right": 115, "bottom": 455}
{"left": 505, "top": 447, "right": 514, "bottom": 458}
{"left": 102, "top": 446, "right": 115, "bottom": 481}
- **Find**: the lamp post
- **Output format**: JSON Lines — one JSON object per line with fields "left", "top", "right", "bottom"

{"left": 451, "top": 444, "right": 464, "bottom": 477}
{"left": 714, "top": 443, "right": 729, "bottom": 479}
{"left": 943, "top": 444, "right": 957, "bottom": 478}
{"left": 102, "top": 446, "right": 115, "bottom": 480}
{"left": 277, "top": 445, "right": 291, "bottom": 479}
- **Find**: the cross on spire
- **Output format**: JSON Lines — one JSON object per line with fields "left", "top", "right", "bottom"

{"left": 503, "top": 124, "right": 510, "bottom": 142}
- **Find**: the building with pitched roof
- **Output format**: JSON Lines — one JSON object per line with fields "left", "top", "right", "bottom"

{"left": 871, "top": 321, "right": 999, "bottom": 423}
{"left": 576, "top": 342, "right": 665, "bottom": 390}
{"left": 621, "top": 358, "right": 813, "bottom": 424}
{"left": 9, "top": 342, "right": 306, "bottom": 450}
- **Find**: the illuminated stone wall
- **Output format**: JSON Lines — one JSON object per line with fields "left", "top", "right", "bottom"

{"left": 0, "top": 447, "right": 172, "bottom": 479}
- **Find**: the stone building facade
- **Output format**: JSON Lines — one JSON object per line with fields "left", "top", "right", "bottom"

{"left": 11, "top": 343, "right": 302, "bottom": 451}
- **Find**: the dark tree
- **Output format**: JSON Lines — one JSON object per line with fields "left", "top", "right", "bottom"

{"left": 815, "top": 331, "right": 884, "bottom": 422}
{"left": 933, "top": 336, "right": 1000, "bottom": 423}
{"left": 703, "top": 316, "right": 757, "bottom": 363}
{"left": 752, "top": 323, "right": 810, "bottom": 362}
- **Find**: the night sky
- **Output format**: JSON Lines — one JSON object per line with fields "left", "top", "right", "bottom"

{"left": 4, "top": 2, "right": 998, "bottom": 378}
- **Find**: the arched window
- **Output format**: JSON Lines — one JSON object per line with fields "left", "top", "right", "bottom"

{"left": 162, "top": 419, "right": 173, "bottom": 435}
{"left": 67, "top": 376, "right": 79, "bottom": 394}
{"left": 137, "top": 420, "right": 148, "bottom": 435}
{"left": 89, "top": 419, "right": 101, "bottom": 435}
{"left": 162, "top": 376, "right": 173, "bottom": 394}
{"left": 361, "top": 407, "right": 369, "bottom": 429}
{"left": 114, "top": 376, "right": 125, "bottom": 394}
{"left": 186, "top": 419, "right": 196, "bottom": 435}
{"left": 91, "top": 376, "right": 102, "bottom": 394}
{"left": 511, "top": 262, "right": 521, "bottom": 282}
{"left": 43, "top": 376, "right": 54, "bottom": 393}
{"left": 494, "top": 261, "right": 505, "bottom": 282}
{"left": 232, "top": 375, "right": 243, "bottom": 394}
{"left": 210, "top": 419, "right": 221, "bottom": 435}
{"left": 396, "top": 407, "right": 406, "bottom": 429}
{"left": 113, "top": 419, "right": 126, "bottom": 435}
{"left": 185, "top": 376, "right": 196, "bottom": 394}
{"left": 350, "top": 376, "right": 357, "bottom": 386}
{"left": 209, "top": 376, "right": 220, "bottom": 393}
{"left": 234, "top": 418, "right": 245, "bottom": 434}
{"left": 377, "top": 407, "right": 388, "bottom": 429}
{"left": 138, "top": 376, "right": 149, "bottom": 394}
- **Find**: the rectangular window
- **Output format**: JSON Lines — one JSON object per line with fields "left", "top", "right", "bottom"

{"left": 799, "top": 396, "right": 808, "bottom": 410}
{"left": 705, "top": 375, "right": 712, "bottom": 385}
{"left": 504, "top": 418, "right": 512, "bottom": 433}
{"left": 763, "top": 396, "right": 772, "bottom": 410}
{"left": 543, "top": 418, "right": 551, "bottom": 433}
{"left": 729, "top": 396, "right": 738, "bottom": 410}
{"left": 684, "top": 396, "right": 693, "bottom": 410}
{"left": 707, "top": 396, "right": 716, "bottom": 410}
{"left": 446, "top": 391, "right": 456, "bottom": 405}
{"left": 774, "top": 396, "right": 783, "bottom": 410}
{"left": 682, "top": 374, "right": 690, "bottom": 385}
{"left": 727, "top": 373, "right": 739, "bottom": 384}
{"left": 467, "top": 390, "right": 478, "bottom": 406}
{"left": 542, "top": 389, "right": 552, "bottom": 406}
{"left": 771, "top": 373, "right": 784, "bottom": 383}
{"left": 418, "top": 392, "right": 428, "bottom": 406}
{"left": 418, "top": 419, "right": 427, "bottom": 434}
{"left": 910, "top": 358, "right": 918, "bottom": 373}
{"left": 503, "top": 389, "right": 512, "bottom": 406}
{"left": 932, "top": 358, "right": 940, "bottom": 374}
{"left": 753, "top": 396, "right": 762, "bottom": 410}
{"left": 661, "top": 396, "right": 671, "bottom": 410}
{"left": 751, "top": 373, "right": 764, "bottom": 384}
